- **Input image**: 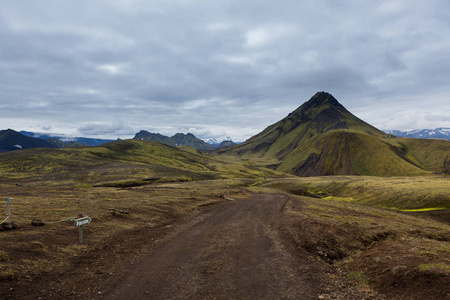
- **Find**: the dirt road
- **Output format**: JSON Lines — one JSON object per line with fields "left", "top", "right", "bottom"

{"left": 95, "top": 194, "right": 331, "bottom": 299}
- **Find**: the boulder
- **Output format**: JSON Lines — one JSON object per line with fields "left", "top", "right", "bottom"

{"left": 11, "top": 221, "right": 21, "bottom": 229}
{"left": 31, "top": 220, "right": 45, "bottom": 226}
{"left": 0, "top": 222, "right": 13, "bottom": 231}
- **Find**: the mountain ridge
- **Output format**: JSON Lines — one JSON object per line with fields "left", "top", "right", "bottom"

{"left": 384, "top": 128, "right": 450, "bottom": 140}
{"left": 0, "top": 129, "right": 59, "bottom": 153}
{"left": 133, "top": 131, "right": 228, "bottom": 150}
{"left": 20, "top": 131, "right": 114, "bottom": 146}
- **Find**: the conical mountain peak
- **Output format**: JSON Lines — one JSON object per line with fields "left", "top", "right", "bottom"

{"left": 291, "top": 91, "right": 346, "bottom": 116}
{"left": 306, "top": 91, "right": 341, "bottom": 107}
{"left": 223, "top": 91, "right": 385, "bottom": 162}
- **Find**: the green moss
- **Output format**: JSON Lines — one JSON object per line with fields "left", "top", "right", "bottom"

{"left": 419, "top": 263, "right": 450, "bottom": 273}
{"left": 400, "top": 207, "right": 447, "bottom": 212}
{"left": 0, "top": 251, "right": 9, "bottom": 262}
{"left": 0, "top": 268, "right": 18, "bottom": 280}
{"left": 29, "top": 241, "right": 48, "bottom": 253}
{"left": 348, "top": 271, "right": 367, "bottom": 287}
{"left": 262, "top": 176, "right": 450, "bottom": 210}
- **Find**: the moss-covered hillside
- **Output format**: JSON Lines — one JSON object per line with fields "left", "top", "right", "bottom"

{"left": 0, "top": 139, "right": 277, "bottom": 185}
{"left": 219, "top": 92, "right": 450, "bottom": 176}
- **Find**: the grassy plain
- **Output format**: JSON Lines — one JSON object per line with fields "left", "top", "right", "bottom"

{"left": 0, "top": 140, "right": 449, "bottom": 299}
{"left": 261, "top": 175, "right": 450, "bottom": 210}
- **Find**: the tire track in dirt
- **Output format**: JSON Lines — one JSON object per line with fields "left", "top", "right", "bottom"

{"left": 96, "top": 194, "right": 330, "bottom": 299}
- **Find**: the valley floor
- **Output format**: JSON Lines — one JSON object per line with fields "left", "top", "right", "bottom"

{"left": 1, "top": 177, "right": 450, "bottom": 299}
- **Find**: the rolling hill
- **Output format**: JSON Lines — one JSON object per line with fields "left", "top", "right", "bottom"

{"left": 0, "top": 139, "right": 276, "bottom": 185}
{"left": 220, "top": 92, "right": 450, "bottom": 176}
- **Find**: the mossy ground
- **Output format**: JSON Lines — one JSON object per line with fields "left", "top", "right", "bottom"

{"left": 261, "top": 175, "right": 450, "bottom": 210}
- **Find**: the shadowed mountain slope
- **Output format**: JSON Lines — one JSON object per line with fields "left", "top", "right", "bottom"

{"left": 279, "top": 130, "right": 428, "bottom": 176}
{"left": 220, "top": 92, "right": 450, "bottom": 176}
{"left": 0, "top": 129, "right": 59, "bottom": 153}
{"left": 20, "top": 131, "right": 114, "bottom": 146}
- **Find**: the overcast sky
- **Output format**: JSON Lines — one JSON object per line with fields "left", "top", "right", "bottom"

{"left": 1, "top": 0, "right": 450, "bottom": 142}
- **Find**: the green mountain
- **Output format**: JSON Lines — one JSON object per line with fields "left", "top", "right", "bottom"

{"left": 219, "top": 140, "right": 236, "bottom": 148}
{"left": 133, "top": 131, "right": 215, "bottom": 150}
{"left": 221, "top": 92, "right": 450, "bottom": 176}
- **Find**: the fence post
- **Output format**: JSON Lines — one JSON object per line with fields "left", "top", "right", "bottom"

{"left": 5, "top": 198, "right": 11, "bottom": 223}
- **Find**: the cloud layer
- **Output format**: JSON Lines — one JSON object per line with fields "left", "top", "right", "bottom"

{"left": 1, "top": 0, "right": 450, "bottom": 141}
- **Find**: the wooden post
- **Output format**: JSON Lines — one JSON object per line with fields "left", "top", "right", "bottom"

{"left": 79, "top": 226, "right": 84, "bottom": 245}
{"left": 5, "top": 198, "right": 11, "bottom": 223}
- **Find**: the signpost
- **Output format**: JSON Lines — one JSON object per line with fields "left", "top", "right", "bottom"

{"left": 74, "top": 216, "right": 91, "bottom": 245}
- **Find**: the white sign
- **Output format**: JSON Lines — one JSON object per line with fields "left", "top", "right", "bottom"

{"left": 74, "top": 216, "right": 91, "bottom": 227}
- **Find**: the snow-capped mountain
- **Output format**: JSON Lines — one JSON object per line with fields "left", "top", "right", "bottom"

{"left": 384, "top": 128, "right": 450, "bottom": 140}
{"left": 203, "top": 137, "right": 234, "bottom": 145}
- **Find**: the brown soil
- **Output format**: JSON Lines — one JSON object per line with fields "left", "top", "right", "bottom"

{"left": 97, "top": 193, "right": 328, "bottom": 299}
{"left": 1, "top": 193, "right": 381, "bottom": 299}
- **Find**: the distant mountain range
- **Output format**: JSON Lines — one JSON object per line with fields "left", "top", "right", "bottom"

{"left": 0, "top": 129, "right": 237, "bottom": 153}
{"left": 133, "top": 131, "right": 236, "bottom": 150}
{"left": 204, "top": 137, "right": 235, "bottom": 145}
{"left": 0, "top": 129, "right": 59, "bottom": 153}
{"left": 220, "top": 92, "right": 450, "bottom": 176}
{"left": 21, "top": 130, "right": 237, "bottom": 149}
{"left": 20, "top": 131, "right": 114, "bottom": 146}
{"left": 1, "top": 97, "right": 448, "bottom": 172}
{"left": 384, "top": 128, "right": 450, "bottom": 140}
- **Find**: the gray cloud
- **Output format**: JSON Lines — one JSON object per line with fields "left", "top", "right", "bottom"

{"left": 1, "top": 0, "right": 449, "bottom": 141}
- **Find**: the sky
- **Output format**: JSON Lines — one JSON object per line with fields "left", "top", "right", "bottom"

{"left": 1, "top": 0, "right": 450, "bottom": 142}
